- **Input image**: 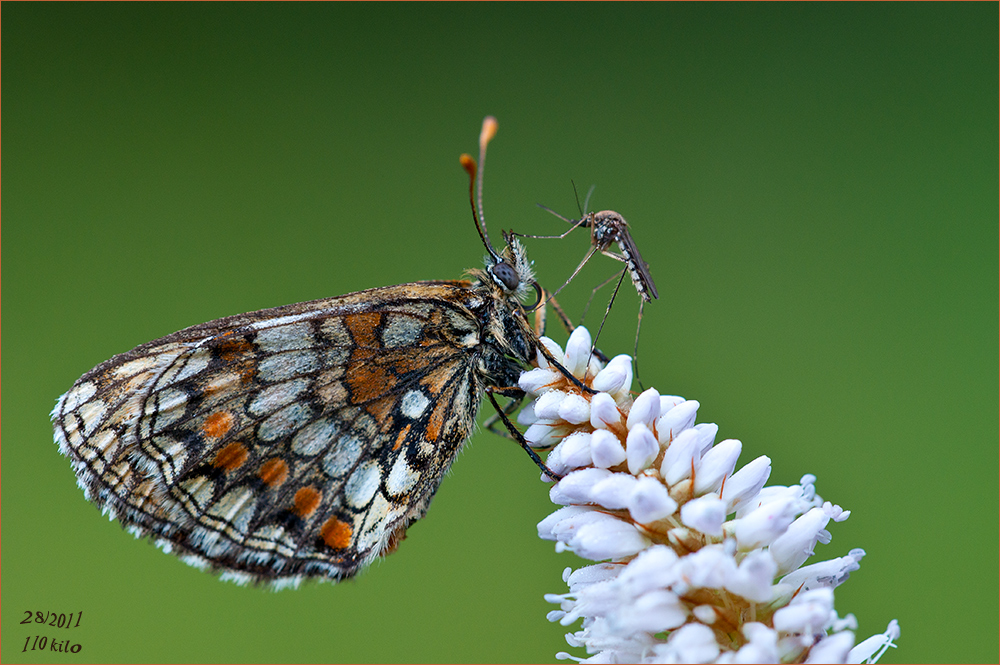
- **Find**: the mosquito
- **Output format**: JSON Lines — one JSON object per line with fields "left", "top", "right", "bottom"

{"left": 518, "top": 186, "right": 658, "bottom": 387}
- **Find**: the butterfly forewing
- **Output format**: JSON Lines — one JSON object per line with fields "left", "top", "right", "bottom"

{"left": 53, "top": 279, "right": 532, "bottom": 585}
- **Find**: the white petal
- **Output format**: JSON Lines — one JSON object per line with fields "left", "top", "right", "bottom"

{"left": 733, "top": 496, "right": 800, "bottom": 551}
{"left": 537, "top": 505, "right": 592, "bottom": 540}
{"left": 656, "top": 399, "right": 699, "bottom": 444}
{"left": 590, "top": 392, "right": 622, "bottom": 430}
{"left": 846, "top": 620, "right": 900, "bottom": 664}
{"left": 566, "top": 563, "right": 622, "bottom": 591}
{"left": 694, "top": 438, "right": 742, "bottom": 495}
{"left": 656, "top": 623, "right": 719, "bottom": 663}
{"left": 772, "top": 588, "right": 835, "bottom": 634}
{"left": 616, "top": 545, "right": 681, "bottom": 595}
{"left": 676, "top": 545, "right": 736, "bottom": 590}
{"left": 564, "top": 326, "right": 593, "bottom": 376}
{"left": 535, "top": 336, "right": 565, "bottom": 370}
{"left": 769, "top": 507, "right": 832, "bottom": 576}
{"left": 779, "top": 549, "right": 865, "bottom": 591}
{"left": 590, "top": 429, "right": 627, "bottom": 469}
{"left": 591, "top": 354, "right": 632, "bottom": 394}
{"left": 541, "top": 444, "right": 571, "bottom": 478}
{"left": 658, "top": 394, "right": 685, "bottom": 414}
{"left": 721, "top": 455, "right": 772, "bottom": 514}
{"left": 692, "top": 422, "right": 720, "bottom": 456}
{"left": 524, "top": 423, "right": 561, "bottom": 449}
{"left": 558, "top": 393, "right": 591, "bottom": 424}
{"left": 736, "top": 483, "right": 808, "bottom": 519}
{"left": 732, "top": 623, "right": 779, "bottom": 663}
{"left": 661, "top": 427, "right": 701, "bottom": 485}
{"left": 519, "top": 367, "right": 562, "bottom": 394}
{"left": 569, "top": 514, "right": 652, "bottom": 560}
{"left": 590, "top": 473, "right": 639, "bottom": 510}
{"left": 680, "top": 494, "right": 725, "bottom": 537}
{"left": 534, "top": 390, "right": 568, "bottom": 421}
{"left": 557, "top": 431, "right": 594, "bottom": 470}
{"left": 516, "top": 400, "right": 538, "bottom": 425}
{"left": 806, "top": 632, "right": 855, "bottom": 664}
{"left": 616, "top": 590, "right": 688, "bottom": 633}
{"left": 626, "top": 387, "right": 660, "bottom": 430}
{"left": 628, "top": 476, "right": 677, "bottom": 523}
{"left": 824, "top": 500, "right": 851, "bottom": 522}
{"left": 552, "top": 467, "right": 612, "bottom": 504}
{"left": 725, "top": 550, "right": 777, "bottom": 603}
{"left": 626, "top": 423, "right": 659, "bottom": 475}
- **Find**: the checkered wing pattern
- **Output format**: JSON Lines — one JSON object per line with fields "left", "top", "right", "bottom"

{"left": 52, "top": 280, "right": 524, "bottom": 586}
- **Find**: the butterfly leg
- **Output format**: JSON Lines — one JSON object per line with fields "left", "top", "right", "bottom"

{"left": 483, "top": 391, "right": 523, "bottom": 440}
{"left": 486, "top": 390, "right": 563, "bottom": 481}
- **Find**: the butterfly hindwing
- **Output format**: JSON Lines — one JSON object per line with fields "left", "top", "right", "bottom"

{"left": 53, "top": 280, "right": 511, "bottom": 584}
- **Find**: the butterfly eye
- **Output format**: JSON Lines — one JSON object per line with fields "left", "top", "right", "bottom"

{"left": 491, "top": 261, "right": 520, "bottom": 291}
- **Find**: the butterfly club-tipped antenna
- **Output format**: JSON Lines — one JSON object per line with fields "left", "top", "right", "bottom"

{"left": 459, "top": 117, "right": 519, "bottom": 290}
{"left": 460, "top": 117, "right": 595, "bottom": 389}
{"left": 459, "top": 117, "right": 502, "bottom": 260}
{"left": 459, "top": 117, "right": 594, "bottom": 480}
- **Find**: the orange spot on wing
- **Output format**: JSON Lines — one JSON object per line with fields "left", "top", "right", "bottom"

{"left": 366, "top": 396, "right": 394, "bottom": 426}
{"left": 344, "top": 312, "right": 382, "bottom": 349}
{"left": 421, "top": 365, "right": 458, "bottom": 443}
{"left": 419, "top": 361, "right": 456, "bottom": 395}
{"left": 203, "top": 411, "right": 234, "bottom": 439}
{"left": 426, "top": 399, "right": 448, "bottom": 443}
{"left": 218, "top": 338, "right": 253, "bottom": 362}
{"left": 346, "top": 362, "right": 398, "bottom": 404}
{"left": 393, "top": 424, "right": 412, "bottom": 451}
{"left": 293, "top": 486, "right": 322, "bottom": 518}
{"left": 213, "top": 441, "right": 248, "bottom": 471}
{"left": 258, "top": 458, "right": 289, "bottom": 488}
{"left": 320, "top": 516, "right": 353, "bottom": 550}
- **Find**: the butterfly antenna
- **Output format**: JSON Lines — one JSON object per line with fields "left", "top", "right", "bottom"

{"left": 460, "top": 116, "right": 501, "bottom": 262}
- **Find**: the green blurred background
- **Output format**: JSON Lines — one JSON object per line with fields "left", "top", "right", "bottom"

{"left": 4, "top": 4, "right": 997, "bottom": 663}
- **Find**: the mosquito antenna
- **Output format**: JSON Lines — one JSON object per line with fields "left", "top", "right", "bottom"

{"left": 582, "top": 184, "right": 596, "bottom": 214}
{"left": 536, "top": 202, "right": 575, "bottom": 225}
{"left": 459, "top": 116, "right": 501, "bottom": 262}
{"left": 571, "top": 181, "right": 584, "bottom": 216}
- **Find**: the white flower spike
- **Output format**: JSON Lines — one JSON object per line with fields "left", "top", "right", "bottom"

{"left": 523, "top": 330, "right": 899, "bottom": 664}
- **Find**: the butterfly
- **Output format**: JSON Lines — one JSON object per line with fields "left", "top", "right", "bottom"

{"left": 51, "top": 116, "right": 567, "bottom": 588}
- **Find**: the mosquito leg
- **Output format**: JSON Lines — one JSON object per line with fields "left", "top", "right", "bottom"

{"left": 634, "top": 299, "right": 646, "bottom": 391}
{"left": 580, "top": 268, "right": 627, "bottom": 324}
{"left": 545, "top": 292, "right": 610, "bottom": 365}
{"left": 588, "top": 269, "right": 628, "bottom": 363}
